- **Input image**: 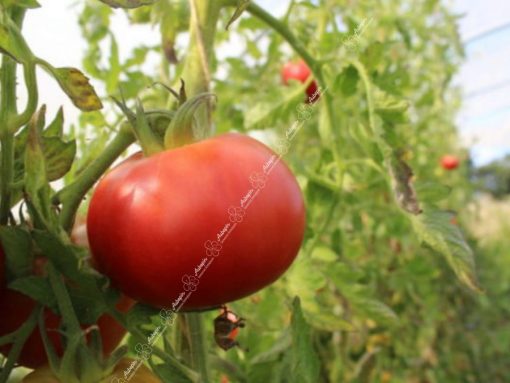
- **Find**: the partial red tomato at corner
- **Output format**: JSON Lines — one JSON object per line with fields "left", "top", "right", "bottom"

{"left": 0, "top": 289, "right": 133, "bottom": 369}
{"left": 441, "top": 154, "right": 460, "bottom": 170}
{"left": 0, "top": 245, "right": 133, "bottom": 368}
{"left": 281, "top": 59, "right": 319, "bottom": 102}
{"left": 87, "top": 133, "right": 306, "bottom": 310}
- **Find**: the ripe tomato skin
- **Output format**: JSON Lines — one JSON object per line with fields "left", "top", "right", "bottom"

{"left": 441, "top": 155, "right": 460, "bottom": 170}
{"left": 281, "top": 59, "right": 319, "bottom": 102}
{"left": 87, "top": 133, "right": 305, "bottom": 310}
{"left": 22, "top": 358, "right": 162, "bottom": 383}
{"left": 0, "top": 289, "right": 133, "bottom": 369}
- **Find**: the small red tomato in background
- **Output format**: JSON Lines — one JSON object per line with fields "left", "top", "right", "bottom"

{"left": 87, "top": 133, "right": 306, "bottom": 310}
{"left": 281, "top": 59, "right": 319, "bottom": 102}
{"left": 441, "top": 154, "right": 460, "bottom": 170}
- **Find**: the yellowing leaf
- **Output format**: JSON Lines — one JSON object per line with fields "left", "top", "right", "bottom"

{"left": 51, "top": 67, "right": 103, "bottom": 112}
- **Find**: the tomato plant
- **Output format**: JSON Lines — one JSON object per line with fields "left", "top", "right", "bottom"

{"left": 0, "top": 0, "right": 505, "bottom": 382}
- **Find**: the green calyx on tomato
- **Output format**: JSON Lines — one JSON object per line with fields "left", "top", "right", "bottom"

{"left": 113, "top": 83, "right": 214, "bottom": 156}
{"left": 87, "top": 133, "right": 306, "bottom": 310}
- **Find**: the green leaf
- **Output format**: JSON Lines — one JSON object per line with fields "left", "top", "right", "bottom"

{"left": 226, "top": 0, "right": 250, "bottom": 31}
{"left": 251, "top": 331, "right": 291, "bottom": 364}
{"left": 126, "top": 303, "right": 161, "bottom": 328}
{"left": 411, "top": 208, "right": 481, "bottom": 292}
{"left": 43, "top": 137, "right": 77, "bottom": 181}
{"left": 310, "top": 246, "right": 338, "bottom": 262}
{"left": 9, "top": 276, "right": 57, "bottom": 312}
{"left": 0, "top": 0, "right": 40, "bottom": 8}
{"left": 31, "top": 230, "right": 114, "bottom": 323}
{"left": 348, "top": 295, "right": 399, "bottom": 326}
{"left": 44, "top": 107, "right": 64, "bottom": 137}
{"left": 287, "top": 250, "right": 353, "bottom": 331}
{"left": 106, "top": 33, "right": 120, "bottom": 93}
{"left": 0, "top": 15, "right": 34, "bottom": 63}
{"left": 24, "top": 108, "right": 51, "bottom": 225}
{"left": 98, "top": 0, "right": 158, "bottom": 9}
{"left": 373, "top": 85, "right": 409, "bottom": 123}
{"left": 289, "top": 297, "right": 320, "bottom": 383}
{"left": 334, "top": 64, "right": 359, "bottom": 96}
{"left": 0, "top": 226, "right": 33, "bottom": 280}
{"left": 32, "top": 230, "right": 91, "bottom": 285}
{"left": 244, "top": 84, "right": 308, "bottom": 129}
{"left": 415, "top": 182, "right": 451, "bottom": 203}
{"left": 152, "top": 363, "right": 193, "bottom": 383}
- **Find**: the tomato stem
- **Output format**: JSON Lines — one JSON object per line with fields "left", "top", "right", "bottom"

{"left": 8, "top": 62, "right": 39, "bottom": 134}
{"left": 132, "top": 99, "right": 165, "bottom": 156}
{"left": 185, "top": 313, "right": 210, "bottom": 383}
{"left": 0, "top": 307, "right": 40, "bottom": 383}
{"left": 0, "top": 8, "right": 25, "bottom": 225}
{"left": 56, "top": 124, "right": 135, "bottom": 232}
{"left": 106, "top": 308, "right": 201, "bottom": 382}
{"left": 181, "top": 0, "right": 221, "bottom": 135}
{"left": 223, "top": 1, "right": 345, "bottom": 186}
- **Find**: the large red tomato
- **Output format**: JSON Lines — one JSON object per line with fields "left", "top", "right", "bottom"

{"left": 281, "top": 59, "right": 319, "bottom": 102}
{"left": 87, "top": 133, "right": 305, "bottom": 310}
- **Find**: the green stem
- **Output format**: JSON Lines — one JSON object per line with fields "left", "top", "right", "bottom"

{"left": 181, "top": 0, "right": 221, "bottom": 134}
{"left": 56, "top": 125, "right": 135, "bottom": 231}
{"left": 0, "top": 134, "right": 14, "bottom": 225}
{"left": 351, "top": 60, "right": 392, "bottom": 157}
{"left": 107, "top": 309, "right": 200, "bottom": 382}
{"left": 8, "top": 62, "right": 38, "bottom": 133}
{"left": 0, "top": 307, "right": 39, "bottom": 383}
{"left": 224, "top": 1, "right": 343, "bottom": 184}
{"left": 47, "top": 262, "right": 82, "bottom": 334}
{"left": 185, "top": 313, "right": 209, "bottom": 383}
{"left": 0, "top": 10, "right": 22, "bottom": 224}
{"left": 209, "top": 355, "right": 247, "bottom": 383}
{"left": 306, "top": 194, "right": 340, "bottom": 258}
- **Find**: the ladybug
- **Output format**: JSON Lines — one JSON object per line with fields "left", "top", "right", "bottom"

{"left": 214, "top": 306, "right": 245, "bottom": 351}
